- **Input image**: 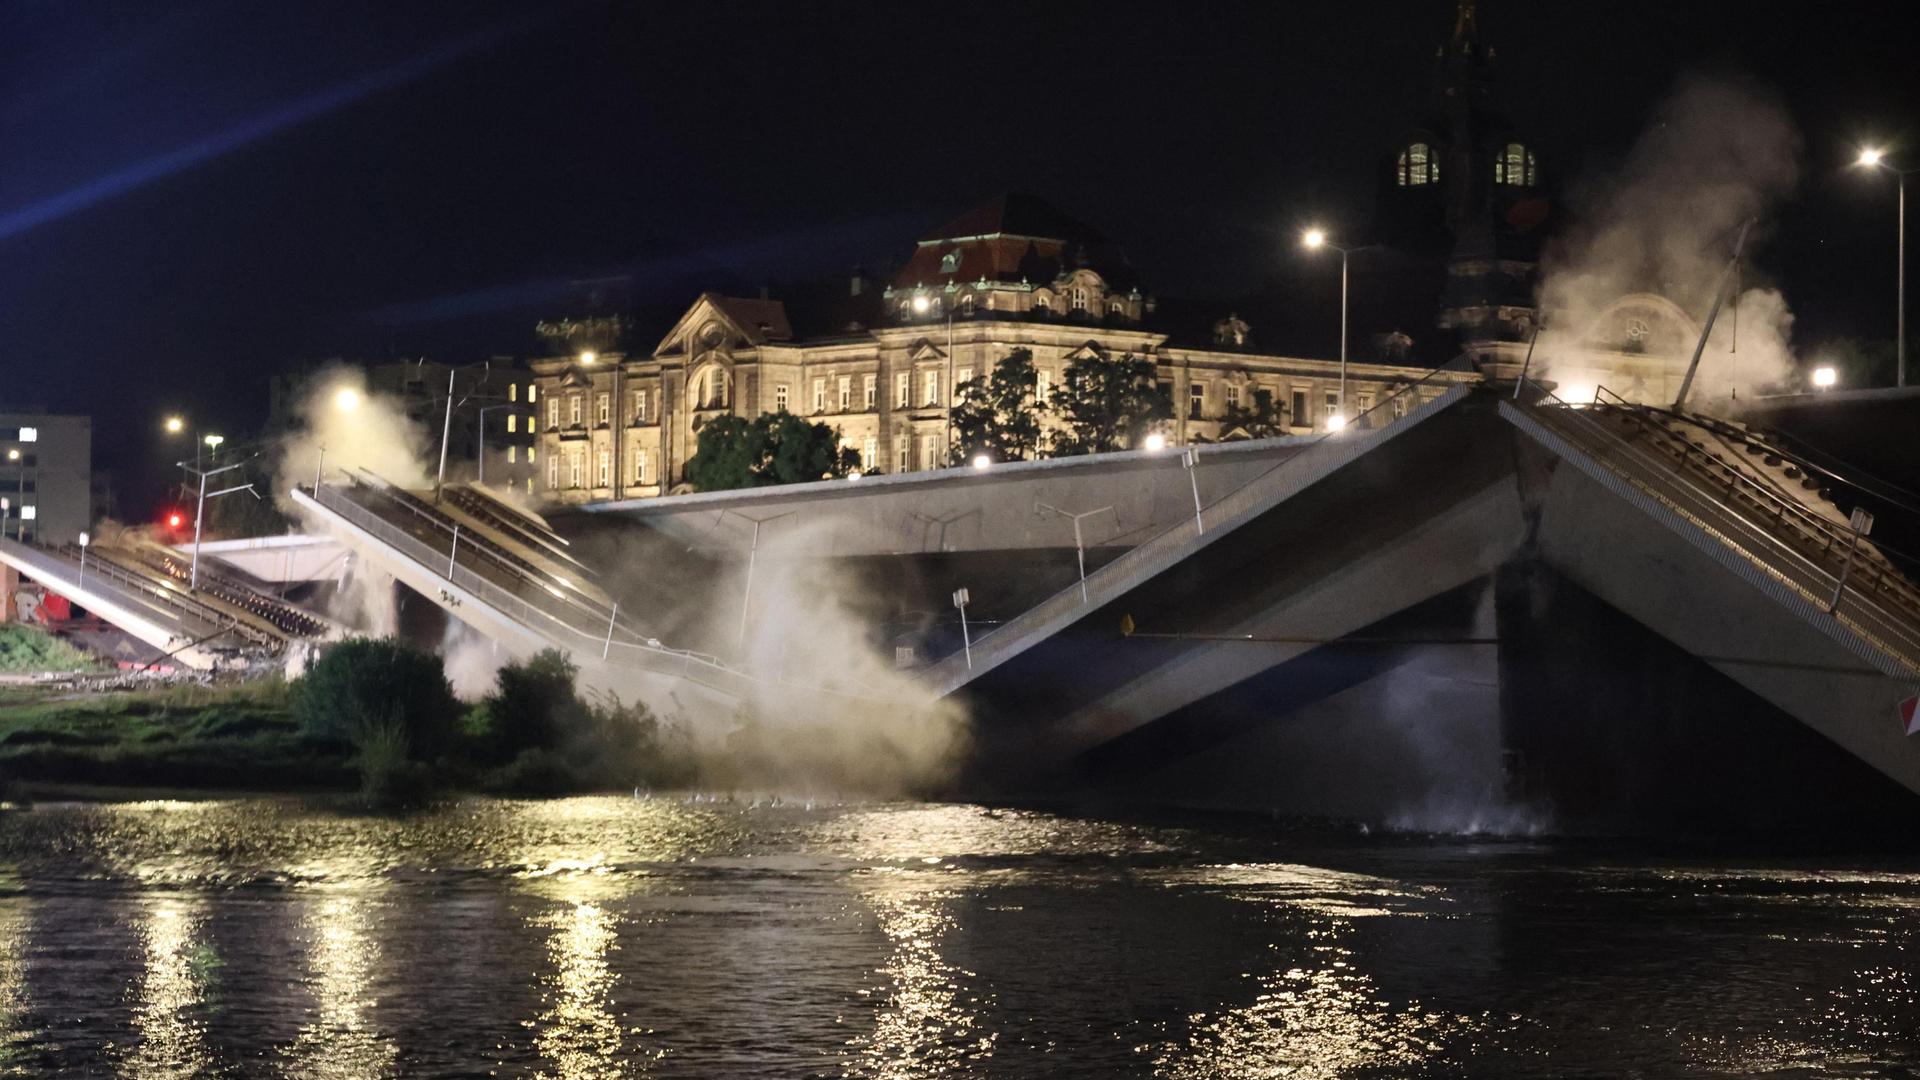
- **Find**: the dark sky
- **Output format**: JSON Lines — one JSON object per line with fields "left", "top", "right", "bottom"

{"left": 1, "top": 1, "right": 1915, "bottom": 508}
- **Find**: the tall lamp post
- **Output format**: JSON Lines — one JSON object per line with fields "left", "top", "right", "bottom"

{"left": 1857, "top": 148, "right": 1916, "bottom": 387}
{"left": 1301, "top": 228, "right": 1373, "bottom": 430}
{"left": 911, "top": 293, "right": 956, "bottom": 462}
{"left": 5, "top": 448, "right": 23, "bottom": 542}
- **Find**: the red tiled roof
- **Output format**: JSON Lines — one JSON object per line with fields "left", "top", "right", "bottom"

{"left": 707, "top": 295, "right": 793, "bottom": 342}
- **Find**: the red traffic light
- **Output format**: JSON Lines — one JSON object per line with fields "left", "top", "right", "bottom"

{"left": 165, "top": 511, "right": 185, "bottom": 530}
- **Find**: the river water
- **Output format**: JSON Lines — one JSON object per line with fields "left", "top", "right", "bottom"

{"left": 1, "top": 797, "right": 1917, "bottom": 1077}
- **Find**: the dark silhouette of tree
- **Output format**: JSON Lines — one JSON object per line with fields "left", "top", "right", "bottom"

{"left": 1219, "top": 387, "right": 1289, "bottom": 440}
{"left": 948, "top": 347, "right": 1044, "bottom": 464}
{"left": 1049, "top": 352, "right": 1172, "bottom": 456}
{"left": 683, "top": 410, "right": 858, "bottom": 491}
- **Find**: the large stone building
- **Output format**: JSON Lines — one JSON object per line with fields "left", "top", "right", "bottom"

{"left": 529, "top": 195, "right": 1474, "bottom": 504}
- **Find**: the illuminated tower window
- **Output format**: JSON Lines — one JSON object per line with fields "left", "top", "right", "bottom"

{"left": 1495, "top": 142, "right": 1537, "bottom": 186}
{"left": 1397, "top": 142, "right": 1437, "bottom": 186}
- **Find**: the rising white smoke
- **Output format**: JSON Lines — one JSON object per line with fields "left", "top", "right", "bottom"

{"left": 672, "top": 520, "right": 969, "bottom": 796}
{"left": 276, "top": 364, "right": 432, "bottom": 512}
{"left": 1535, "top": 74, "right": 1804, "bottom": 408}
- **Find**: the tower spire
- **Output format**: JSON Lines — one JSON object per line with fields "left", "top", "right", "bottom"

{"left": 1451, "top": 0, "right": 1479, "bottom": 54}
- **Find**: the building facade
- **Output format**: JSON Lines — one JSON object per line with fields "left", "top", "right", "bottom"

{"left": 529, "top": 196, "right": 1478, "bottom": 505}
{"left": 0, "top": 412, "right": 92, "bottom": 545}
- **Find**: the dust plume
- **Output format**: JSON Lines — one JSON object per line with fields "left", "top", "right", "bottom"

{"left": 621, "top": 520, "right": 968, "bottom": 797}
{"left": 276, "top": 364, "right": 431, "bottom": 512}
{"left": 1534, "top": 73, "right": 1803, "bottom": 407}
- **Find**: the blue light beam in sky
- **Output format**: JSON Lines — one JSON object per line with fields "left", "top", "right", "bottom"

{"left": 0, "top": 16, "right": 535, "bottom": 244}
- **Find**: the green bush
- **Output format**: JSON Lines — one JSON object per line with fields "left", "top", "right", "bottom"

{"left": 0, "top": 625, "right": 98, "bottom": 673}
{"left": 353, "top": 719, "right": 435, "bottom": 807}
{"left": 290, "top": 638, "right": 461, "bottom": 760}
{"left": 471, "top": 649, "right": 693, "bottom": 793}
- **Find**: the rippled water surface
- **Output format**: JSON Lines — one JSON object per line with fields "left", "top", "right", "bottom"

{"left": 2, "top": 797, "right": 1918, "bottom": 1077}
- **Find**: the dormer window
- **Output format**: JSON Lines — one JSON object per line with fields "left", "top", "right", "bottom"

{"left": 1035, "top": 295, "right": 1051, "bottom": 313}
{"left": 1494, "top": 142, "right": 1537, "bottom": 186}
{"left": 940, "top": 251, "right": 961, "bottom": 274}
{"left": 1397, "top": 141, "right": 1438, "bottom": 186}
{"left": 959, "top": 294, "right": 974, "bottom": 314}
{"left": 1071, "top": 287, "right": 1088, "bottom": 311}
{"left": 1109, "top": 300, "right": 1124, "bottom": 315}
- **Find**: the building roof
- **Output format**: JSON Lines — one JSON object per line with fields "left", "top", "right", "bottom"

{"left": 707, "top": 295, "right": 794, "bottom": 343}
{"left": 919, "top": 192, "right": 1109, "bottom": 244}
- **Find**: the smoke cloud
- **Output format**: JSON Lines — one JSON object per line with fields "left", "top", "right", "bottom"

{"left": 276, "top": 364, "right": 432, "bottom": 513}
{"left": 1535, "top": 73, "right": 1804, "bottom": 407}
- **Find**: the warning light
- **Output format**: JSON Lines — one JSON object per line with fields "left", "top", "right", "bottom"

{"left": 166, "top": 512, "right": 184, "bottom": 530}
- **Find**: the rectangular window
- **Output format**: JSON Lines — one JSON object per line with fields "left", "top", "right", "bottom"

{"left": 528, "top": 385, "right": 538, "bottom": 403}
{"left": 528, "top": 447, "right": 535, "bottom": 463}
{"left": 896, "top": 372, "right": 911, "bottom": 408}
{"left": 813, "top": 378, "right": 827, "bottom": 413}
{"left": 507, "top": 445, "right": 517, "bottom": 464}
{"left": 506, "top": 414, "right": 517, "bottom": 434}
{"left": 548, "top": 398, "right": 561, "bottom": 428}
{"left": 596, "top": 394, "right": 610, "bottom": 425}
{"left": 956, "top": 367, "right": 973, "bottom": 390}
{"left": 568, "top": 396, "right": 582, "bottom": 426}
{"left": 864, "top": 374, "right": 877, "bottom": 410}
{"left": 1290, "top": 389, "right": 1308, "bottom": 426}
{"left": 633, "top": 389, "right": 647, "bottom": 423}
{"left": 635, "top": 451, "right": 648, "bottom": 484}
{"left": 1225, "top": 384, "right": 1241, "bottom": 410}
{"left": 775, "top": 384, "right": 789, "bottom": 412}
{"left": 527, "top": 477, "right": 534, "bottom": 495}
{"left": 1356, "top": 392, "right": 1374, "bottom": 421}
{"left": 1393, "top": 394, "right": 1409, "bottom": 418}
{"left": 597, "top": 449, "right": 610, "bottom": 486}
{"left": 1189, "top": 381, "right": 1206, "bottom": 419}
{"left": 919, "top": 433, "right": 937, "bottom": 470}
{"left": 862, "top": 436, "right": 877, "bottom": 468}
{"left": 1323, "top": 391, "right": 1339, "bottom": 422}
{"left": 1036, "top": 368, "right": 1052, "bottom": 403}
{"left": 20, "top": 506, "right": 35, "bottom": 521}
{"left": 509, "top": 384, "right": 517, "bottom": 403}
{"left": 923, "top": 370, "right": 940, "bottom": 407}
{"left": 548, "top": 455, "right": 559, "bottom": 489}
{"left": 528, "top": 416, "right": 536, "bottom": 434}
{"left": 895, "top": 435, "right": 910, "bottom": 472}
{"left": 837, "top": 375, "right": 852, "bottom": 411}
{"left": 18, "top": 427, "right": 36, "bottom": 443}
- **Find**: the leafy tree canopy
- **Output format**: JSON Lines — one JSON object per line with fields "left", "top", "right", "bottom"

{"left": 684, "top": 410, "right": 860, "bottom": 491}
{"left": 949, "top": 347, "right": 1044, "bottom": 464}
{"left": 1220, "top": 387, "right": 1290, "bottom": 441}
{"left": 1049, "top": 352, "right": 1173, "bottom": 456}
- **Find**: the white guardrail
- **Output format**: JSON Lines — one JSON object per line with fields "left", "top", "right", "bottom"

{"left": 299, "top": 482, "right": 909, "bottom": 707}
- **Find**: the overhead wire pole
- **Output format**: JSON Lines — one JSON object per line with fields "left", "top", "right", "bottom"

{"left": 178, "top": 455, "right": 258, "bottom": 590}
{"left": 1673, "top": 218, "right": 1754, "bottom": 412}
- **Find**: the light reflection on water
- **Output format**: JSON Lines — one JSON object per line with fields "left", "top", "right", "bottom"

{"left": 0, "top": 797, "right": 1914, "bottom": 1076}
{"left": 124, "top": 897, "right": 216, "bottom": 1080}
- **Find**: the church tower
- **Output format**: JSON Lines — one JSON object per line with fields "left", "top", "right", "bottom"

{"left": 1376, "top": 0, "right": 1553, "bottom": 364}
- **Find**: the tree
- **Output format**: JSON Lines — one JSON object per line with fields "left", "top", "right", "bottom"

{"left": 291, "top": 637, "right": 462, "bottom": 762}
{"left": 948, "top": 348, "right": 1044, "bottom": 464}
{"left": 1049, "top": 352, "right": 1173, "bottom": 456}
{"left": 683, "top": 410, "right": 860, "bottom": 491}
{"left": 1219, "top": 387, "right": 1290, "bottom": 440}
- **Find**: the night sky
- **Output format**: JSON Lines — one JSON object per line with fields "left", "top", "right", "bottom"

{"left": 1, "top": 1, "right": 1915, "bottom": 511}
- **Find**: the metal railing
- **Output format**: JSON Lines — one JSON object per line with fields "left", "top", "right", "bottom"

{"left": 923, "top": 374, "right": 1472, "bottom": 693}
{"left": 1505, "top": 383, "right": 1920, "bottom": 673}
{"left": 56, "top": 544, "right": 268, "bottom": 646}
{"left": 302, "top": 480, "right": 904, "bottom": 706}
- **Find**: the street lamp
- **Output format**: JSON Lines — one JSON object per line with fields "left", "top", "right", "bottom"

{"left": 970, "top": 453, "right": 991, "bottom": 471}
{"left": 1143, "top": 432, "right": 1168, "bottom": 452}
{"left": 164, "top": 415, "right": 185, "bottom": 434}
{"left": 77, "top": 531, "right": 90, "bottom": 588}
{"left": 1813, "top": 365, "right": 1838, "bottom": 390}
{"left": 1302, "top": 228, "right": 1369, "bottom": 429}
{"left": 5, "top": 449, "right": 21, "bottom": 541}
{"left": 912, "top": 292, "right": 957, "bottom": 462}
{"left": 334, "top": 387, "right": 361, "bottom": 412}
{"left": 1856, "top": 147, "right": 1917, "bottom": 387}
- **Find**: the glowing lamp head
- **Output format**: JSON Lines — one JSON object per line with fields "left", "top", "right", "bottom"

{"left": 1302, "top": 228, "right": 1327, "bottom": 250}
{"left": 164, "top": 415, "right": 185, "bottom": 434}
{"left": 1143, "top": 432, "right": 1168, "bottom": 452}
{"left": 1813, "top": 365, "right": 1838, "bottom": 389}
{"left": 912, "top": 295, "right": 931, "bottom": 314}
{"left": 167, "top": 512, "right": 184, "bottom": 529}
{"left": 847, "top": 470, "right": 863, "bottom": 481}
{"left": 1858, "top": 148, "right": 1885, "bottom": 168}
{"left": 333, "top": 387, "right": 361, "bottom": 412}
{"left": 5, "top": 449, "right": 16, "bottom": 461}
{"left": 1325, "top": 413, "right": 1348, "bottom": 432}
{"left": 203, "top": 434, "right": 224, "bottom": 449}
{"left": 971, "top": 453, "right": 991, "bottom": 471}
{"left": 578, "top": 350, "right": 597, "bottom": 365}
{"left": 78, "top": 531, "right": 89, "bottom": 547}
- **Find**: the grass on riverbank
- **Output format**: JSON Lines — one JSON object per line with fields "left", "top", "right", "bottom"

{"left": 0, "top": 679, "right": 356, "bottom": 792}
{"left": 0, "top": 624, "right": 100, "bottom": 674}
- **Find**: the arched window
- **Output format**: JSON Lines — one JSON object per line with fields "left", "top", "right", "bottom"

{"left": 1397, "top": 142, "right": 1437, "bottom": 186}
{"left": 1035, "top": 294, "right": 1051, "bottom": 313}
{"left": 1495, "top": 142, "right": 1537, "bottom": 186}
